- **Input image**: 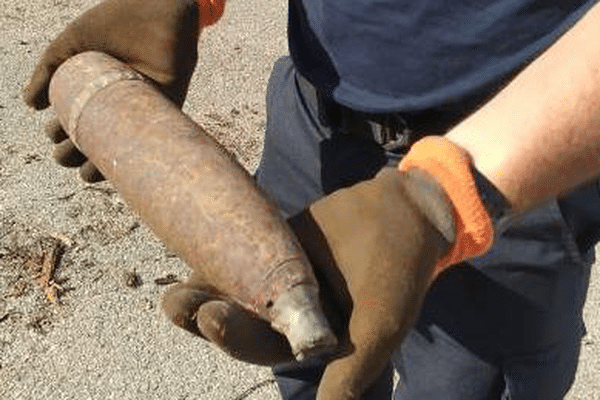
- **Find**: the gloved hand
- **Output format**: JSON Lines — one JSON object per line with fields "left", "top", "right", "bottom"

{"left": 162, "top": 275, "right": 296, "bottom": 365}
{"left": 162, "top": 136, "right": 498, "bottom": 399}
{"left": 161, "top": 166, "right": 455, "bottom": 371}
{"left": 22, "top": 0, "right": 202, "bottom": 182}
{"left": 310, "top": 136, "right": 501, "bottom": 399}
{"left": 293, "top": 166, "right": 457, "bottom": 399}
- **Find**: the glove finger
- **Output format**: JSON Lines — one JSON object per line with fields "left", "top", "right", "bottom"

{"left": 53, "top": 139, "right": 87, "bottom": 167}
{"left": 316, "top": 343, "right": 392, "bottom": 400}
{"left": 162, "top": 281, "right": 294, "bottom": 365}
{"left": 162, "top": 282, "right": 216, "bottom": 335}
{"left": 45, "top": 118, "right": 69, "bottom": 143}
{"left": 23, "top": 0, "right": 202, "bottom": 110}
{"left": 23, "top": 56, "right": 57, "bottom": 110}
{"left": 47, "top": 117, "right": 105, "bottom": 182}
{"left": 79, "top": 161, "right": 105, "bottom": 183}
{"left": 196, "top": 300, "right": 294, "bottom": 365}
{"left": 22, "top": 31, "right": 82, "bottom": 110}
{"left": 314, "top": 271, "right": 427, "bottom": 399}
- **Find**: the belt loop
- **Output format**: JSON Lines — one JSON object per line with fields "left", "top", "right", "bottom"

{"left": 294, "top": 72, "right": 341, "bottom": 128}
{"left": 317, "top": 92, "right": 341, "bottom": 127}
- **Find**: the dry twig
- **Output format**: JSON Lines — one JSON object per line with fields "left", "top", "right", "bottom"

{"left": 154, "top": 274, "right": 179, "bottom": 286}
{"left": 34, "top": 238, "right": 66, "bottom": 306}
{"left": 231, "top": 378, "right": 277, "bottom": 400}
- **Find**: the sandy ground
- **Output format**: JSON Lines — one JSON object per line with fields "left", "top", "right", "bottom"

{"left": 0, "top": 0, "right": 598, "bottom": 399}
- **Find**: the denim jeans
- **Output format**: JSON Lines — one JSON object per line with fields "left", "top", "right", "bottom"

{"left": 255, "top": 57, "right": 594, "bottom": 400}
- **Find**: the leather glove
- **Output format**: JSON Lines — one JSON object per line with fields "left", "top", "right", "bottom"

{"left": 294, "top": 166, "right": 456, "bottom": 399}
{"left": 310, "top": 136, "right": 502, "bottom": 400}
{"left": 162, "top": 276, "right": 296, "bottom": 365}
{"left": 160, "top": 165, "right": 455, "bottom": 373}
{"left": 310, "top": 136, "right": 501, "bottom": 399}
{"left": 22, "top": 0, "right": 202, "bottom": 182}
{"left": 162, "top": 136, "right": 499, "bottom": 399}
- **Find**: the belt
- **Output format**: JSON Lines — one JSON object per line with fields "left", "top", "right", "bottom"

{"left": 296, "top": 73, "right": 433, "bottom": 153}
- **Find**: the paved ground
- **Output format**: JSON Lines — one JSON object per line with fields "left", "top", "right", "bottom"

{"left": 0, "top": 0, "right": 598, "bottom": 399}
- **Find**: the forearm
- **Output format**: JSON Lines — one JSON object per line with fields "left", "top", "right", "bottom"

{"left": 446, "top": 2, "right": 600, "bottom": 213}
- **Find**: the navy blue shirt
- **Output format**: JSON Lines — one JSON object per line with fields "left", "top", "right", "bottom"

{"left": 289, "top": 0, "right": 598, "bottom": 114}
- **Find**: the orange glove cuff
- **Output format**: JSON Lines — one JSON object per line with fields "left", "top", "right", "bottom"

{"left": 197, "top": 0, "right": 225, "bottom": 26}
{"left": 398, "top": 136, "right": 494, "bottom": 278}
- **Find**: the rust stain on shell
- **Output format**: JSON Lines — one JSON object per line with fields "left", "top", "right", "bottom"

{"left": 48, "top": 52, "right": 336, "bottom": 359}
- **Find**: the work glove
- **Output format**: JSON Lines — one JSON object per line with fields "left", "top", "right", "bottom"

{"left": 312, "top": 136, "right": 499, "bottom": 400}
{"left": 162, "top": 165, "right": 454, "bottom": 370}
{"left": 163, "top": 136, "right": 500, "bottom": 400}
{"left": 161, "top": 165, "right": 456, "bottom": 367}
{"left": 22, "top": 0, "right": 207, "bottom": 182}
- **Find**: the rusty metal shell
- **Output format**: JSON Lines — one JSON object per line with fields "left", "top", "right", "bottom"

{"left": 49, "top": 51, "right": 336, "bottom": 360}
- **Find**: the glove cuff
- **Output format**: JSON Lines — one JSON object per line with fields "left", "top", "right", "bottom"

{"left": 398, "top": 136, "right": 495, "bottom": 278}
{"left": 197, "top": 0, "right": 225, "bottom": 26}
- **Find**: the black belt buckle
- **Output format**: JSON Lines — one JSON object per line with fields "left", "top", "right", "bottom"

{"left": 298, "top": 72, "right": 419, "bottom": 153}
{"left": 338, "top": 108, "right": 415, "bottom": 153}
{"left": 367, "top": 112, "right": 414, "bottom": 152}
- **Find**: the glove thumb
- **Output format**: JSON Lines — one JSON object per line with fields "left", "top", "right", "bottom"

{"left": 316, "top": 343, "right": 391, "bottom": 400}
{"left": 162, "top": 282, "right": 294, "bottom": 365}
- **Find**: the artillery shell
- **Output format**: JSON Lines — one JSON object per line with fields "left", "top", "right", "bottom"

{"left": 48, "top": 51, "right": 337, "bottom": 360}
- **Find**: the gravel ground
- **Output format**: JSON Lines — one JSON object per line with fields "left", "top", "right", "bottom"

{"left": 0, "top": 0, "right": 598, "bottom": 399}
